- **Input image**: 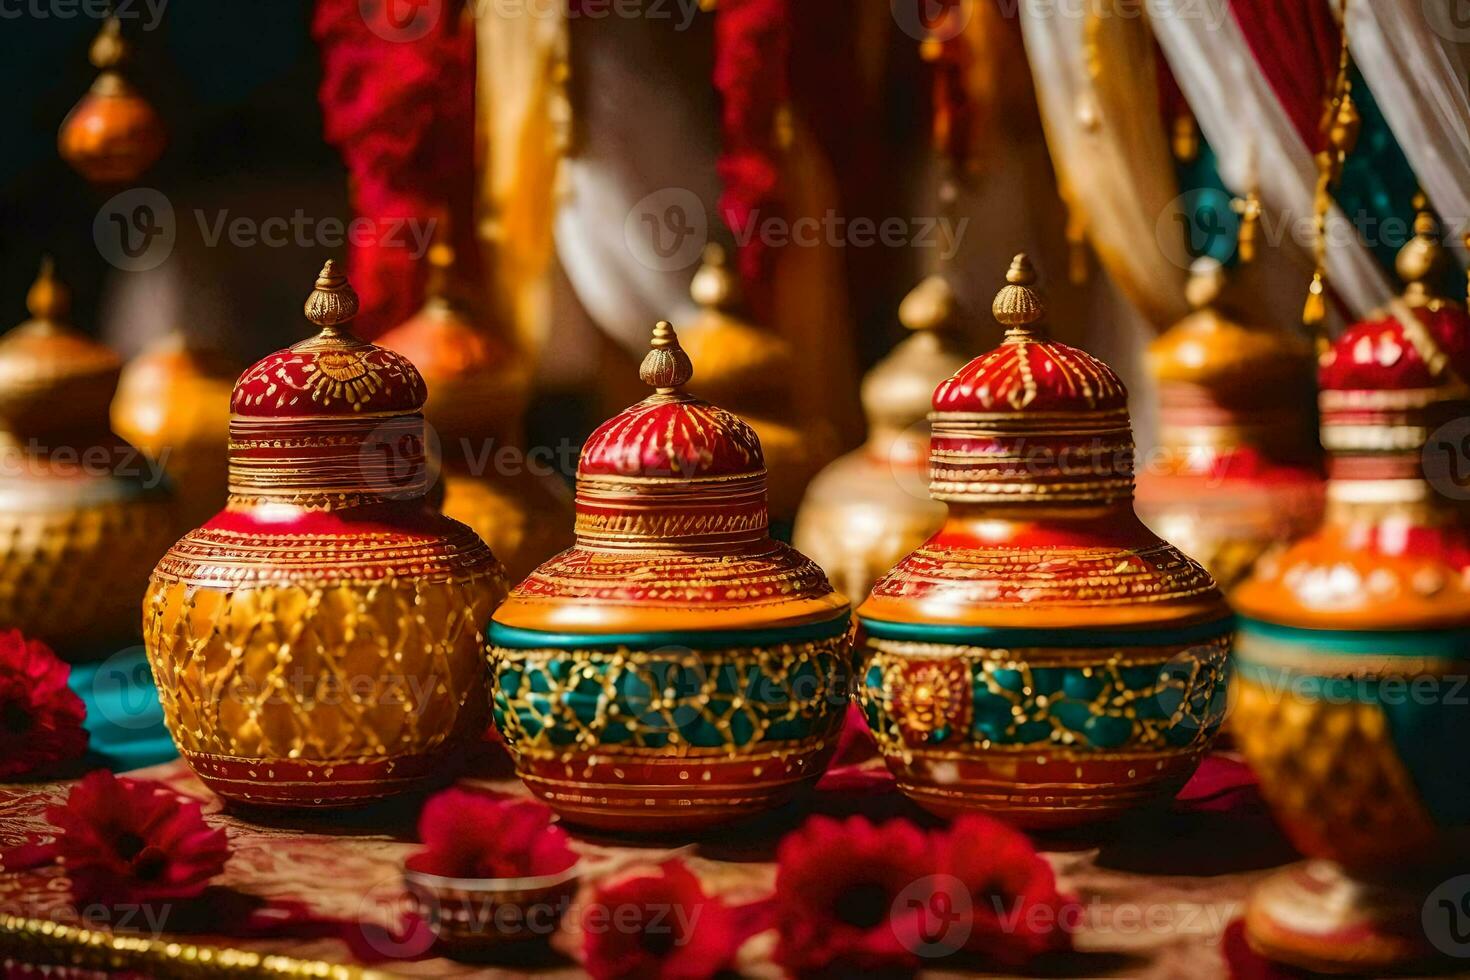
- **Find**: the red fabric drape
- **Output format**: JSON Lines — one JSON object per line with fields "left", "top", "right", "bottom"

{"left": 1227, "top": 0, "right": 1341, "bottom": 153}
{"left": 313, "top": 0, "right": 477, "bottom": 338}
{"left": 712, "top": 0, "right": 791, "bottom": 294}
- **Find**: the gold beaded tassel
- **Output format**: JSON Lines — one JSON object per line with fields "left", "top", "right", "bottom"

{"left": 1302, "top": 0, "right": 1361, "bottom": 354}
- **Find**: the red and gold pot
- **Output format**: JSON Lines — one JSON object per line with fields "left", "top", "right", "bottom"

{"left": 1232, "top": 209, "right": 1470, "bottom": 973}
{"left": 143, "top": 262, "right": 507, "bottom": 808}
{"left": 489, "top": 322, "right": 852, "bottom": 832}
{"left": 856, "top": 255, "right": 1233, "bottom": 828}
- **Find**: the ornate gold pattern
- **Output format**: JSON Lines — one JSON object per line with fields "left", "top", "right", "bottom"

{"left": 145, "top": 565, "right": 504, "bottom": 773}
{"left": 0, "top": 915, "right": 390, "bottom": 979}
{"left": 869, "top": 540, "right": 1217, "bottom": 609}
{"left": 1232, "top": 674, "right": 1437, "bottom": 866}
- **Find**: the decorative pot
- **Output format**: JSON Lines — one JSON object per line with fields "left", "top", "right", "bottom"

{"left": 794, "top": 274, "right": 970, "bottom": 603}
{"left": 856, "top": 255, "right": 1233, "bottom": 828}
{"left": 112, "top": 332, "right": 237, "bottom": 532}
{"left": 489, "top": 321, "right": 852, "bottom": 832}
{"left": 1231, "top": 209, "right": 1470, "bottom": 973}
{"left": 1135, "top": 258, "right": 1325, "bottom": 590}
{"left": 0, "top": 260, "right": 174, "bottom": 658}
{"left": 143, "top": 261, "right": 507, "bottom": 808}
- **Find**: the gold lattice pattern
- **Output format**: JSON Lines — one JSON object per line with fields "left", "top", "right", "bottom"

{"left": 1232, "top": 675, "right": 1438, "bottom": 865}
{"left": 144, "top": 570, "right": 503, "bottom": 763}
{"left": 0, "top": 494, "right": 174, "bottom": 654}
{"left": 862, "top": 635, "right": 1231, "bottom": 754}
{"left": 491, "top": 635, "right": 852, "bottom": 761}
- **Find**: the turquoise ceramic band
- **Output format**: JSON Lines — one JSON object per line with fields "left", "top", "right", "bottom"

{"left": 1237, "top": 617, "right": 1470, "bottom": 659}
{"left": 856, "top": 615, "right": 1235, "bottom": 649}
{"left": 488, "top": 613, "right": 852, "bottom": 651}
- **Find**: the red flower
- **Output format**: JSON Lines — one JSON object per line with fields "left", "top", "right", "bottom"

{"left": 46, "top": 772, "right": 229, "bottom": 908}
{"left": 0, "top": 630, "right": 87, "bottom": 779}
{"left": 938, "top": 814, "right": 1076, "bottom": 966}
{"left": 407, "top": 789, "right": 575, "bottom": 880}
{"left": 774, "top": 815, "right": 936, "bottom": 977}
{"left": 582, "top": 860, "right": 743, "bottom": 980}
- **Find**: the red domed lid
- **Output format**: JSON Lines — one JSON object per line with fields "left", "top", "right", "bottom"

{"left": 932, "top": 256, "right": 1127, "bottom": 415}
{"left": 578, "top": 321, "right": 764, "bottom": 481}
{"left": 1319, "top": 206, "right": 1470, "bottom": 395}
{"left": 928, "top": 256, "right": 1135, "bottom": 505}
{"left": 232, "top": 261, "right": 426, "bottom": 418}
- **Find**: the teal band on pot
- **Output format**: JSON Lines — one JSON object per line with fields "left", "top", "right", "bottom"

{"left": 1236, "top": 617, "right": 1470, "bottom": 660}
{"left": 488, "top": 613, "right": 852, "bottom": 651}
{"left": 856, "top": 615, "right": 1235, "bottom": 649}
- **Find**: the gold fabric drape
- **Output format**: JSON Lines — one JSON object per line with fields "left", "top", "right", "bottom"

{"left": 1018, "top": 0, "right": 1189, "bottom": 329}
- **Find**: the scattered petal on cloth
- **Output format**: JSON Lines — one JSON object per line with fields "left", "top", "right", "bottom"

{"left": 44, "top": 771, "right": 229, "bottom": 908}
{"left": 939, "top": 814, "right": 1077, "bottom": 966}
{"left": 582, "top": 860, "right": 746, "bottom": 980}
{"left": 773, "top": 815, "right": 934, "bottom": 976}
{"left": 408, "top": 788, "right": 575, "bottom": 880}
{"left": 0, "top": 629, "right": 87, "bottom": 780}
{"left": 1176, "top": 753, "right": 1262, "bottom": 814}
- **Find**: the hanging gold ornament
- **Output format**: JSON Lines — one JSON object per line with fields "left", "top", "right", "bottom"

{"left": 58, "top": 16, "right": 167, "bottom": 186}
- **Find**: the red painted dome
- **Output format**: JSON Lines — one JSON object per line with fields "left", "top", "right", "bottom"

{"left": 932, "top": 336, "right": 1128, "bottom": 414}
{"left": 926, "top": 256, "right": 1135, "bottom": 505}
{"left": 931, "top": 255, "right": 1127, "bottom": 416}
{"left": 579, "top": 396, "right": 763, "bottom": 479}
{"left": 578, "top": 322, "right": 764, "bottom": 480}
{"left": 1320, "top": 207, "right": 1470, "bottom": 395}
{"left": 231, "top": 261, "right": 427, "bottom": 418}
{"left": 1318, "top": 304, "right": 1470, "bottom": 393}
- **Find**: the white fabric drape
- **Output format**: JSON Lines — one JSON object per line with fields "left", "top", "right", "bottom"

{"left": 1349, "top": 0, "right": 1470, "bottom": 255}
{"left": 1150, "top": 0, "right": 1395, "bottom": 324}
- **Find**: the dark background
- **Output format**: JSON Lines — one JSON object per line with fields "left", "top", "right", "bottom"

{"left": 0, "top": 1, "right": 344, "bottom": 348}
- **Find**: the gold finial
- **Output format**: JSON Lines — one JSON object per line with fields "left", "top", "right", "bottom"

{"left": 1185, "top": 257, "right": 1226, "bottom": 311}
{"left": 304, "top": 259, "right": 360, "bottom": 331}
{"left": 639, "top": 320, "right": 694, "bottom": 393}
{"left": 899, "top": 274, "right": 956, "bottom": 332}
{"left": 993, "top": 254, "right": 1045, "bottom": 338}
{"left": 689, "top": 243, "right": 740, "bottom": 312}
{"left": 26, "top": 256, "right": 70, "bottom": 323}
{"left": 1396, "top": 194, "right": 1445, "bottom": 308}
{"left": 89, "top": 16, "right": 127, "bottom": 70}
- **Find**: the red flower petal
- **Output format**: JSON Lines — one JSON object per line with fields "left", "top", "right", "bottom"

{"left": 583, "top": 860, "right": 743, "bottom": 980}
{"left": 46, "top": 772, "right": 229, "bottom": 908}
{"left": 411, "top": 788, "right": 575, "bottom": 880}
{"left": 773, "top": 815, "right": 936, "bottom": 976}
{"left": 939, "top": 814, "right": 1076, "bottom": 965}
{"left": 0, "top": 630, "right": 87, "bottom": 780}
